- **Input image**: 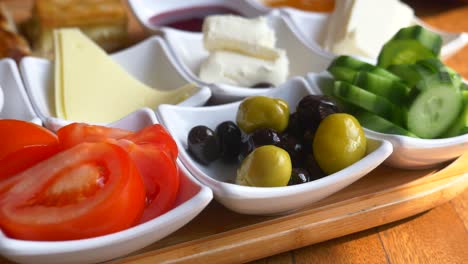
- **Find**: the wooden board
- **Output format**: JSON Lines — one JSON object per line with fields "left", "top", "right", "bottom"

{"left": 0, "top": 1, "right": 467, "bottom": 263}
{"left": 111, "top": 155, "right": 468, "bottom": 263}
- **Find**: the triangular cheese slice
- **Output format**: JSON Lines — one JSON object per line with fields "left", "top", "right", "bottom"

{"left": 55, "top": 28, "right": 197, "bottom": 123}
{"left": 54, "top": 30, "right": 66, "bottom": 119}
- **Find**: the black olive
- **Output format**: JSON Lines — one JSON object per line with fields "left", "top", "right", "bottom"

{"left": 285, "top": 112, "right": 305, "bottom": 138}
{"left": 279, "top": 134, "right": 306, "bottom": 168}
{"left": 288, "top": 168, "right": 311, "bottom": 185}
{"left": 296, "top": 95, "right": 339, "bottom": 130}
{"left": 215, "top": 121, "right": 242, "bottom": 161}
{"left": 187, "top": 125, "right": 221, "bottom": 165}
{"left": 304, "top": 154, "right": 326, "bottom": 180}
{"left": 250, "top": 82, "right": 274, "bottom": 88}
{"left": 238, "top": 128, "right": 282, "bottom": 162}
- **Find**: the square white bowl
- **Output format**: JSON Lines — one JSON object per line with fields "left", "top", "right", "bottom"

{"left": 19, "top": 36, "right": 212, "bottom": 132}
{"left": 0, "top": 58, "right": 40, "bottom": 125}
{"left": 157, "top": 77, "right": 393, "bottom": 215}
{"left": 158, "top": 12, "right": 334, "bottom": 103}
{"left": 306, "top": 72, "right": 468, "bottom": 169}
{"left": 0, "top": 108, "right": 213, "bottom": 264}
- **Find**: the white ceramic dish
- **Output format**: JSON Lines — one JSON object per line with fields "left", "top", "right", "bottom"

{"left": 160, "top": 12, "right": 333, "bottom": 103}
{"left": 0, "top": 108, "right": 213, "bottom": 264}
{"left": 281, "top": 8, "right": 468, "bottom": 60}
{"left": 306, "top": 72, "right": 468, "bottom": 169}
{"left": 0, "top": 59, "right": 41, "bottom": 125}
{"left": 19, "top": 36, "right": 212, "bottom": 132}
{"left": 128, "top": 0, "right": 270, "bottom": 33}
{"left": 157, "top": 77, "right": 393, "bottom": 215}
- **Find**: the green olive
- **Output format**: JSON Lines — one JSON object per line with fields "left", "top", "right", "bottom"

{"left": 236, "top": 145, "right": 291, "bottom": 187}
{"left": 236, "top": 96, "right": 289, "bottom": 133}
{"left": 313, "top": 113, "right": 367, "bottom": 175}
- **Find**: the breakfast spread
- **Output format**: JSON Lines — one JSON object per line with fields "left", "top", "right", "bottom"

{"left": 0, "top": 120, "right": 179, "bottom": 240}
{"left": 0, "top": 0, "right": 467, "bottom": 257}
{"left": 0, "top": 4, "right": 31, "bottom": 62}
{"left": 187, "top": 94, "right": 367, "bottom": 187}
{"left": 198, "top": 15, "right": 289, "bottom": 87}
{"left": 22, "top": 0, "right": 128, "bottom": 58}
{"left": 327, "top": 25, "right": 467, "bottom": 139}
{"left": 54, "top": 28, "right": 197, "bottom": 123}
{"left": 323, "top": 0, "right": 414, "bottom": 59}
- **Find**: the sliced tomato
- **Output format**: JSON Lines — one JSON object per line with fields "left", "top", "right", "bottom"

{"left": 118, "top": 140, "right": 179, "bottom": 223}
{"left": 56, "top": 123, "right": 180, "bottom": 223}
{"left": 122, "top": 124, "right": 178, "bottom": 162}
{"left": 57, "top": 123, "right": 133, "bottom": 149}
{"left": 0, "top": 142, "right": 146, "bottom": 241}
{"left": 0, "top": 120, "right": 61, "bottom": 180}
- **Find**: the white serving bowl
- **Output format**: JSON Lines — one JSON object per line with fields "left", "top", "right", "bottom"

{"left": 0, "top": 58, "right": 40, "bottom": 125}
{"left": 19, "top": 36, "right": 212, "bottom": 132}
{"left": 159, "top": 12, "right": 334, "bottom": 103}
{"left": 306, "top": 72, "right": 468, "bottom": 169}
{"left": 128, "top": 0, "right": 271, "bottom": 33}
{"left": 157, "top": 77, "right": 393, "bottom": 215}
{"left": 0, "top": 108, "right": 213, "bottom": 264}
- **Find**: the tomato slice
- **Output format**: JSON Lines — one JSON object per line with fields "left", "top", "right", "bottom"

{"left": 122, "top": 124, "right": 178, "bottom": 162}
{"left": 0, "top": 142, "right": 146, "bottom": 241}
{"left": 56, "top": 123, "right": 180, "bottom": 223}
{"left": 0, "top": 120, "right": 61, "bottom": 180}
{"left": 118, "top": 140, "right": 179, "bottom": 223}
{"left": 57, "top": 123, "right": 133, "bottom": 149}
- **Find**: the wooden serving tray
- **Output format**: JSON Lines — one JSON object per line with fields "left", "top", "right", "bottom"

{"left": 112, "top": 154, "right": 468, "bottom": 263}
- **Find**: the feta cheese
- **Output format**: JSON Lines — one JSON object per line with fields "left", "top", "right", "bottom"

{"left": 199, "top": 50, "right": 289, "bottom": 87}
{"left": 202, "top": 15, "right": 280, "bottom": 60}
{"left": 325, "top": 0, "right": 415, "bottom": 59}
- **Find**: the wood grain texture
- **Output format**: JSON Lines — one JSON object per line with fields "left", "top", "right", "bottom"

{"left": 378, "top": 203, "right": 468, "bottom": 264}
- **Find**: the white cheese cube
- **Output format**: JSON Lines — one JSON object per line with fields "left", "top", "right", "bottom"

{"left": 202, "top": 15, "right": 280, "bottom": 60}
{"left": 198, "top": 50, "right": 289, "bottom": 87}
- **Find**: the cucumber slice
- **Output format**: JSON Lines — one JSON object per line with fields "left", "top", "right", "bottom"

{"left": 353, "top": 71, "right": 410, "bottom": 105}
{"left": 388, "top": 64, "right": 422, "bottom": 87}
{"left": 442, "top": 104, "right": 468, "bottom": 137}
{"left": 416, "top": 58, "right": 463, "bottom": 89}
{"left": 377, "top": 25, "right": 442, "bottom": 68}
{"left": 354, "top": 110, "right": 417, "bottom": 137}
{"left": 416, "top": 70, "right": 457, "bottom": 92}
{"left": 407, "top": 86, "right": 463, "bottom": 138}
{"left": 328, "top": 66, "right": 357, "bottom": 83}
{"left": 333, "top": 81, "right": 406, "bottom": 126}
{"left": 328, "top": 55, "right": 402, "bottom": 82}
{"left": 328, "top": 55, "right": 374, "bottom": 71}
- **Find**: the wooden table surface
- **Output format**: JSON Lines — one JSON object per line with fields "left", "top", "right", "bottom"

{"left": 1, "top": 0, "right": 467, "bottom": 263}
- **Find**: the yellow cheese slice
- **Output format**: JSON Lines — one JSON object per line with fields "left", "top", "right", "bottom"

{"left": 56, "top": 28, "right": 197, "bottom": 123}
{"left": 54, "top": 30, "right": 66, "bottom": 119}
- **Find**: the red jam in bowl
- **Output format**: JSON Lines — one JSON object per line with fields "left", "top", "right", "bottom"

{"left": 149, "top": 5, "right": 241, "bottom": 32}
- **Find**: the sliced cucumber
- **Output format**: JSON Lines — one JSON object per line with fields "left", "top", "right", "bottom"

{"left": 377, "top": 25, "right": 442, "bottom": 68}
{"left": 416, "top": 70, "right": 457, "bottom": 92}
{"left": 407, "top": 86, "right": 463, "bottom": 138}
{"left": 333, "top": 81, "right": 406, "bottom": 126}
{"left": 387, "top": 64, "right": 422, "bottom": 87}
{"left": 328, "top": 66, "right": 357, "bottom": 83}
{"left": 353, "top": 71, "right": 410, "bottom": 105}
{"left": 366, "top": 67, "right": 402, "bottom": 82}
{"left": 442, "top": 104, "right": 468, "bottom": 137}
{"left": 328, "top": 55, "right": 374, "bottom": 71}
{"left": 328, "top": 55, "right": 402, "bottom": 83}
{"left": 416, "top": 58, "right": 463, "bottom": 89}
{"left": 354, "top": 110, "right": 417, "bottom": 137}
